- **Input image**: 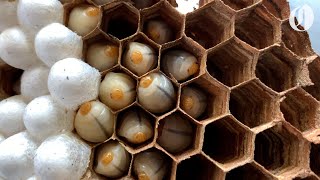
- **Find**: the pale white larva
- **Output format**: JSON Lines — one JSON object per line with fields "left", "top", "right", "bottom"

{"left": 157, "top": 114, "right": 194, "bottom": 153}
{"left": 34, "top": 133, "right": 91, "bottom": 180}
{"left": 94, "top": 141, "right": 131, "bottom": 178}
{"left": 180, "top": 87, "right": 207, "bottom": 119}
{"left": 99, "top": 72, "right": 136, "bottom": 111}
{"left": 133, "top": 151, "right": 168, "bottom": 180}
{"left": 123, "top": 42, "right": 157, "bottom": 76}
{"left": 17, "top": 0, "right": 64, "bottom": 33}
{"left": 23, "top": 95, "right": 74, "bottom": 141}
{"left": 48, "top": 58, "right": 101, "bottom": 110}
{"left": 75, "top": 101, "right": 115, "bottom": 143}
{"left": 145, "top": 20, "right": 173, "bottom": 44}
{"left": 0, "top": 132, "right": 38, "bottom": 180}
{"left": 68, "top": 5, "right": 101, "bottom": 36}
{"left": 0, "top": 0, "right": 18, "bottom": 32}
{"left": 162, "top": 50, "right": 199, "bottom": 81}
{"left": 118, "top": 110, "right": 153, "bottom": 144}
{"left": 86, "top": 43, "right": 119, "bottom": 71}
{"left": 0, "top": 27, "right": 42, "bottom": 70}
{"left": 35, "top": 23, "right": 83, "bottom": 67}
{"left": 138, "top": 73, "right": 176, "bottom": 114}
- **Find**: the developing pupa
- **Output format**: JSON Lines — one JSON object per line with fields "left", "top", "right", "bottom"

{"left": 133, "top": 151, "right": 168, "bottom": 180}
{"left": 180, "top": 87, "right": 207, "bottom": 119}
{"left": 68, "top": 5, "right": 101, "bottom": 36}
{"left": 118, "top": 110, "right": 153, "bottom": 144}
{"left": 138, "top": 73, "right": 176, "bottom": 114}
{"left": 162, "top": 50, "right": 199, "bottom": 81}
{"left": 99, "top": 72, "right": 136, "bottom": 111}
{"left": 145, "top": 20, "right": 173, "bottom": 44}
{"left": 75, "top": 101, "right": 115, "bottom": 143}
{"left": 123, "top": 42, "right": 157, "bottom": 76}
{"left": 94, "top": 141, "right": 131, "bottom": 178}
{"left": 86, "top": 43, "right": 119, "bottom": 71}
{"left": 157, "top": 114, "right": 194, "bottom": 153}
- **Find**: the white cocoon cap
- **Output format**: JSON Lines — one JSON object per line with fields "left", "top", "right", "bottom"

{"left": 48, "top": 58, "right": 101, "bottom": 110}
{"left": 18, "top": 0, "right": 63, "bottom": 32}
{"left": 23, "top": 95, "right": 75, "bottom": 141}
{"left": 0, "top": 132, "right": 38, "bottom": 180}
{"left": 21, "top": 66, "right": 50, "bottom": 101}
{"left": 0, "top": 27, "right": 42, "bottom": 70}
{"left": 0, "top": 95, "right": 27, "bottom": 137}
{"left": 34, "top": 133, "right": 91, "bottom": 180}
{"left": 0, "top": 0, "right": 18, "bottom": 32}
{"left": 35, "top": 23, "right": 83, "bottom": 67}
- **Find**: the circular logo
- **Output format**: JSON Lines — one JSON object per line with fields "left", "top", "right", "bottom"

{"left": 289, "top": 5, "right": 314, "bottom": 31}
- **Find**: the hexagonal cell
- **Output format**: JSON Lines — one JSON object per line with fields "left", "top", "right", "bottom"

{"left": 83, "top": 32, "right": 120, "bottom": 72}
{"left": 310, "top": 143, "right": 320, "bottom": 177}
{"left": 221, "top": 0, "right": 260, "bottom": 11}
{"left": 235, "top": 5, "right": 281, "bottom": 49}
{"left": 141, "top": 1, "right": 184, "bottom": 45}
{"left": 203, "top": 115, "right": 254, "bottom": 166}
{"left": 254, "top": 122, "right": 309, "bottom": 175}
{"left": 207, "top": 37, "right": 258, "bottom": 87}
{"left": 280, "top": 88, "right": 319, "bottom": 133}
{"left": 160, "top": 36, "right": 206, "bottom": 83}
{"left": 176, "top": 154, "right": 225, "bottom": 180}
{"left": 262, "top": 0, "right": 290, "bottom": 20}
{"left": 101, "top": 2, "right": 139, "bottom": 40}
{"left": 225, "top": 162, "right": 275, "bottom": 180}
{"left": 121, "top": 33, "right": 160, "bottom": 77}
{"left": 255, "top": 45, "right": 303, "bottom": 92}
{"left": 0, "top": 64, "right": 23, "bottom": 99}
{"left": 281, "top": 21, "right": 315, "bottom": 58}
{"left": 230, "top": 79, "right": 277, "bottom": 128}
{"left": 181, "top": 72, "right": 229, "bottom": 121}
{"left": 304, "top": 57, "right": 320, "bottom": 101}
{"left": 185, "top": 1, "right": 234, "bottom": 49}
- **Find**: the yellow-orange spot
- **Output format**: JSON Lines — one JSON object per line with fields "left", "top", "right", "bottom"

{"left": 138, "top": 172, "right": 150, "bottom": 180}
{"left": 140, "top": 76, "right": 153, "bottom": 88}
{"left": 133, "top": 132, "right": 147, "bottom": 144}
{"left": 79, "top": 102, "right": 92, "bottom": 115}
{"left": 182, "top": 96, "right": 194, "bottom": 110}
{"left": 101, "top": 152, "right": 113, "bottom": 165}
{"left": 148, "top": 26, "right": 160, "bottom": 41}
{"left": 104, "top": 46, "right": 119, "bottom": 58}
{"left": 131, "top": 51, "right": 143, "bottom": 64}
{"left": 187, "top": 63, "right": 199, "bottom": 76}
{"left": 85, "top": 7, "right": 100, "bottom": 17}
{"left": 110, "top": 89, "right": 124, "bottom": 100}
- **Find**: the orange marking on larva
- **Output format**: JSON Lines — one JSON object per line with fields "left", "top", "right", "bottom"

{"left": 110, "top": 89, "right": 124, "bottom": 100}
{"left": 140, "top": 76, "right": 153, "bottom": 88}
{"left": 138, "top": 172, "right": 150, "bottom": 180}
{"left": 79, "top": 102, "right": 92, "bottom": 115}
{"left": 101, "top": 152, "right": 113, "bottom": 165}
{"left": 133, "top": 132, "right": 147, "bottom": 144}
{"left": 149, "top": 27, "right": 160, "bottom": 41}
{"left": 85, "top": 7, "right": 100, "bottom": 17}
{"left": 182, "top": 96, "right": 194, "bottom": 110}
{"left": 187, "top": 63, "right": 199, "bottom": 76}
{"left": 105, "top": 46, "right": 119, "bottom": 58}
{"left": 131, "top": 51, "right": 143, "bottom": 64}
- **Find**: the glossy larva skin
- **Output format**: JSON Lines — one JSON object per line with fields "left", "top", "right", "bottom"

{"left": 180, "top": 87, "right": 207, "bottom": 119}
{"left": 133, "top": 151, "right": 168, "bottom": 180}
{"left": 145, "top": 20, "right": 173, "bottom": 44}
{"left": 118, "top": 110, "right": 153, "bottom": 144}
{"left": 162, "top": 50, "right": 199, "bottom": 81}
{"left": 123, "top": 42, "right": 157, "bottom": 76}
{"left": 0, "top": 0, "right": 18, "bottom": 32}
{"left": 95, "top": 141, "right": 131, "bottom": 178}
{"left": 99, "top": 72, "right": 136, "bottom": 111}
{"left": 157, "top": 114, "right": 193, "bottom": 153}
{"left": 68, "top": 5, "right": 101, "bottom": 36}
{"left": 86, "top": 43, "right": 119, "bottom": 71}
{"left": 138, "top": 73, "right": 176, "bottom": 113}
{"left": 75, "top": 101, "right": 115, "bottom": 143}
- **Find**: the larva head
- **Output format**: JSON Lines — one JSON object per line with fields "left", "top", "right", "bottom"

{"left": 133, "top": 132, "right": 147, "bottom": 144}
{"left": 138, "top": 172, "right": 150, "bottom": 180}
{"left": 102, "top": 152, "right": 114, "bottom": 165}
{"left": 110, "top": 88, "right": 124, "bottom": 100}
{"left": 79, "top": 102, "right": 92, "bottom": 115}
{"left": 85, "top": 7, "right": 100, "bottom": 17}
{"left": 131, "top": 51, "right": 143, "bottom": 64}
{"left": 148, "top": 26, "right": 160, "bottom": 42}
{"left": 104, "top": 45, "right": 119, "bottom": 59}
{"left": 182, "top": 96, "right": 194, "bottom": 110}
{"left": 187, "top": 63, "right": 199, "bottom": 76}
{"left": 140, "top": 76, "right": 153, "bottom": 88}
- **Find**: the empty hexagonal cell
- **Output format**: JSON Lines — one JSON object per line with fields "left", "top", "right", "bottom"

{"left": 235, "top": 5, "right": 281, "bottom": 49}
{"left": 181, "top": 72, "right": 229, "bottom": 121}
{"left": 310, "top": 143, "right": 320, "bottom": 177}
{"left": 281, "top": 21, "right": 315, "bottom": 58}
{"left": 229, "top": 79, "right": 277, "bottom": 128}
{"left": 255, "top": 45, "right": 303, "bottom": 92}
{"left": 203, "top": 115, "right": 254, "bottom": 165}
{"left": 185, "top": 1, "right": 234, "bottom": 49}
{"left": 262, "top": 0, "right": 290, "bottom": 20}
{"left": 101, "top": 2, "right": 139, "bottom": 40}
{"left": 176, "top": 154, "right": 225, "bottom": 180}
{"left": 0, "top": 65, "right": 23, "bottom": 98}
{"left": 304, "top": 58, "right": 320, "bottom": 101}
{"left": 207, "top": 37, "right": 258, "bottom": 87}
{"left": 225, "top": 162, "right": 275, "bottom": 180}
{"left": 161, "top": 36, "right": 205, "bottom": 82}
{"left": 141, "top": 1, "right": 184, "bottom": 44}
{"left": 254, "top": 122, "right": 309, "bottom": 175}
{"left": 221, "top": 0, "right": 260, "bottom": 10}
{"left": 280, "top": 88, "right": 319, "bottom": 133}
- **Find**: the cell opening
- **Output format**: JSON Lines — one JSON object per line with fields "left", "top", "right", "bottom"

{"left": 226, "top": 162, "right": 274, "bottom": 180}
{"left": 262, "top": 0, "right": 290, "bottom": 20}
{"left": 304, "top": 58, "right": 320, "bottom": 101}
{"left": 222, "top": 0, "right": 260, "bottom": 10}
{"left": 310, "top": 143, "right": 320, "bottom": 176}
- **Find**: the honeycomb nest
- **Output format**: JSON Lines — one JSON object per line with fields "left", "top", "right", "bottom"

{"left": 2, "top": 0, "right": 320, "bottom": 179}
